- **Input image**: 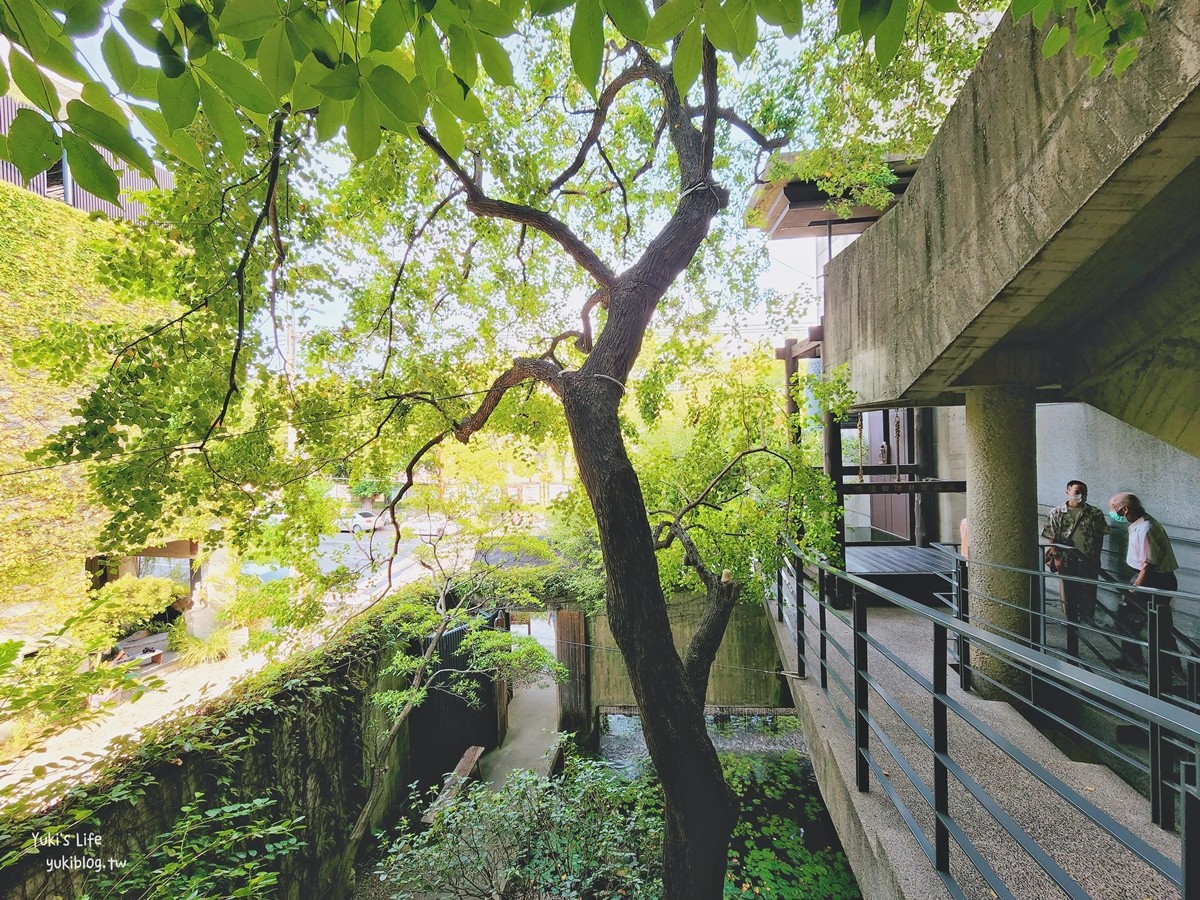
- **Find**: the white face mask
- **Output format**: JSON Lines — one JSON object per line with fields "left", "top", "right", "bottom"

{"left": 1068, "top": 493, "right": 1083, "bottom": 505}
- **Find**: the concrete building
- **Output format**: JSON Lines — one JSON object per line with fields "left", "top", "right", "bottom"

{"left": 755, "top": 2, "right": 1200, "bottom": 689}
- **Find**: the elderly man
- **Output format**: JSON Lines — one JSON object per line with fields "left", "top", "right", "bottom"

{"left": 1042, "top": 480, "right": 1108, "bottom": 624}
{"left": 1108, "top": 492, "right": 1182, "bottom": 674}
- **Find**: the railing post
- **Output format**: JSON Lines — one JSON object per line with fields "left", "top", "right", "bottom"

{"left": 933, "top": 621, "right": 950, "bottom": 873}
{"left": 819, "top": 569, "right": 829, "bottom": 690}
{"left": 1031, "top": 569, "right": 1046, "bottom": 654}
{"left": 955, "top": 557, "right": 971, "bottom": 693}
{"left": 1149, "top": 597, "right": 1177, "bottom": 828}
{"left": 1183, "top": 753, "right": 1200, "bottom": 900}
{"left": 777, "top": 566, "right": 785, "bottom": 623}
{"left": 794, "top": 553, "right": 804, "bottom": 679}
{"left": 853, "top": 584, "right": 870, "bottom": 793}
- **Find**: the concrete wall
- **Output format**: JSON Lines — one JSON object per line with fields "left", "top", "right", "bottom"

{"left": 1036, "top": 402, "right": 1200, "bottom": 595}
{"left": 824, "top": 0, "right": 1200, "bottom": 408}
{"left": 0, "top": 612, "right": 501, "bottom": 900}
{"left": 588, "top": 595, "right": 785, "bottom": 708}
{"left": 934, "top": 406, "right": 967, "bottom": 544}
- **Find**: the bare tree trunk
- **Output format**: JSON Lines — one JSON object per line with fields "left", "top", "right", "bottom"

{"left": 562, "top": 375, "right": 737, "bottom": 899}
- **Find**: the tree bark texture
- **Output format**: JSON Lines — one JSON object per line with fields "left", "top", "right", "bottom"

{"left": 562, "top": 374, "right": 737, "bottom": 899}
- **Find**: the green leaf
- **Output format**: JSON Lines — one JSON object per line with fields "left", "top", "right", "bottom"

{"left": 468, "top": 0, "right": 517, "bottom": 36}
{"left": 201, "top": 52, "right": 278, "bottom": 114}
{"left": 102, "top": 28, "right": 140, "bottom": 92}
{"left": 431, "top": 100, "right": 465, "bottom": 158}
{"left": 219, "top": 0, "right": 283, "bottom": 41}
{"left": 367, "top": 65, "right": 422, "bottom": 127}
{"left": 67, "top": 100, "right": 156, "bottom": 176}
{"left": 645, "top": 0, "right": 696, "bottom": 44}
{"left": 924, "top": 0, "right": 961, "bottom": 11}
{"left": 873, "top": 0, "right": 907, "bottom": 66}
{"left": 603, "top": 0, "right": 649, "bottom": 40}
{"left": 530, "top": 0, "right": 574, "bottom": 14}
{"left": 199, "top": 78, "right": 247, "bottom": 167}
{"left": 81, "top": 81, "right": 126, "bottom": 123}
{"left": 0, "top": 58, "right": 7, "bottom": 97}
{"left": 672, "top": 21, "right": 702, "bottom": 95}
{"left": 414, "top": 19, "right": 448, "bottom": 80}
{"left": 570, "top": 0, "right": 604, "bottom": 97}
{"left": 446, "top": 26, "right": 478, "bottom": 86}
{"left": 315, "top": 98, "right": 348, "bottom": 142}
{"left": 11, "top": 50, "right": 61, "bottom": 117}
{"left": 372, "top": 0, "right": 415, "bottom": 51}
{"left": 837, "top": 0, "right": 860, "bottom": 35}
{"left": 130, "top": 107, "right": 205, "bottom": 170}
{"left": 730, "top": 0, "right": 757, "bottom": 59}
{"left": 37, "top": 37, "right": 92, "bottom": 84}
{"left": 258, "top": 21, "right": 296, "bottom": 99}
{"left": 62, "top": 131, "right": 120, "bottom": 204}
{"left": 1112, "top": 44, "right": 1139, "bottom": 77}
{"left": 434, "top": 68, "right": 485, "bottom": 121}
{"left": 475, "top": 32, "right": 514, "bottom": 86}
{"left": 119, "top": 8, "right": 160, "bottom": 49}
{"left": 60, "top": 0, "right": 105, "bottom": 36}
{"left": 316, "top": 63, "right": 362, "bottom": 100}
{"left": 1009, "top": 0, "right": 1037, "bottom": 20}
{"left": 8, "top": 109, "right": 61, "bottom": 181}
{"left": 754, "top": 0, "right": 792, "bottom": 27}
{"left": 1042, "top": 22, "right": 1070, "bottom": 57}
{"left": 1031, "top": 0, "right": 1054, "bottom": 28}
{"left": 156, "top": 33, "right": 187, "bottom": 78}
{"left": 292, "top": 54, "right": 329, "bottom": 110}
{"left": 856, "top": 0, "right": 891, "bottom": 38}
{"left": 345, "top": 90, "right": 382, "bottom": 160}
{"left": 702, "top": 3, "right": 737, "bottom": 53}
{"left": 158, "top": 69, "right": 200, "bottom": 131}
{"left": 289, "top": 7, "right": 341, "bottom": 66}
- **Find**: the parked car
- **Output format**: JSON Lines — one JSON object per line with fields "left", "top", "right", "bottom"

{"left": 337, "top": 511, "right": 384, "bottom": 534}
{"left": 402, "top": 513, "right": 457, "bottom": 539}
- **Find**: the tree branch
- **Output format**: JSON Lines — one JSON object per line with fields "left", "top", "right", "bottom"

{"left": 453, "top": 358, "right": 564, "bottom": 443}
{"left": 203, "top": 114, "right": 288, "bottom": 446}
{"left": 686, "top": 105, "right": 788, "bottom": 152}
{"left": 377, "top": 188, "right": 463, "bottom": 378}
{"left": 416, "top": 125, "right": 614, "bottom": 289}
{"left": 548, "top": 63, "right": 654, "bottom": 193}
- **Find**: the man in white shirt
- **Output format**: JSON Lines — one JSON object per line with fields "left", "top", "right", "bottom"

{"left": 1108, "top": 492, "right": 1181, "bottom": 674}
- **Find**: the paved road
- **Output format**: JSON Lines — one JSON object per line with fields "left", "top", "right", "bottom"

{"left": 242, "top": 530, "right": 421, "bottom": 582}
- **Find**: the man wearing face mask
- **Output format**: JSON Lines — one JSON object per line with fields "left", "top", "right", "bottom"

{"left": 1108, "top": 492, "right": 1182, "bottom": 674}
{"left": 1042, "top": 480, "right": 1109, "bottom": 625}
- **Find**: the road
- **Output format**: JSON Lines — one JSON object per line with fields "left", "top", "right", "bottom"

{"left": 242, "top": 528, "right": 422, "bottom": 582}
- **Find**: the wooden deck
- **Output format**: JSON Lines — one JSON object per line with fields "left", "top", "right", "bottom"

{"left": 845, "top": 545, "right": 953, "bottom": 577}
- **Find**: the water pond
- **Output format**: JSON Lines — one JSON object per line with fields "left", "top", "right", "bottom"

{"left": 597, "top": 714, "right": 861, "bottom": 900}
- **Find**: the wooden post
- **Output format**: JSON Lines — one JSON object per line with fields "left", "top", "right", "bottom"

{"left": 554, "top": 609, "right": 593, "bottom": 748}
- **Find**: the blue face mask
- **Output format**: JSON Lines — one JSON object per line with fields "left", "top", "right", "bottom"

{"left": 1110, "top": 509, "right": 1126, "bottom": 522}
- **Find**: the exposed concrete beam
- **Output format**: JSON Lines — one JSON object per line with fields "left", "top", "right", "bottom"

{"left": 824, "top": 2, "right": 1200, "bottom": 410}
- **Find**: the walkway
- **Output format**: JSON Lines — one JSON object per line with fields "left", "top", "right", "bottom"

{"left": 478, "top": 613, "right": 561, "bottom": 788}
{"left": 767, "top": 594, "right": 1183, "bottom": 899}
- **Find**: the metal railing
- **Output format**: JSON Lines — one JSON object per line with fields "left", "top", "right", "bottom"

{"left": 779, "top": 539, "right": 1200, "bottom": 899}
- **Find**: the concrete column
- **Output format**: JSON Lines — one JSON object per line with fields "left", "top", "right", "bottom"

{"left": 965, "top": 387, "right": 1038, "bottom": 698}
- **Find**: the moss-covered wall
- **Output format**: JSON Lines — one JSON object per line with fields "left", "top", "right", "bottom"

{"left": 0, "top": 600, "right": 497, "bottom": 900}
{"left": 0, "top": 179, "right": 164, "bottom": 616}
{"left": 588, "top": 595, "right": 785, "bottom": 709}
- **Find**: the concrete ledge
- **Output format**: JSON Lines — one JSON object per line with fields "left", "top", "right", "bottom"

{"left": 764, "top": 598, "right": 950, "bottom": 900}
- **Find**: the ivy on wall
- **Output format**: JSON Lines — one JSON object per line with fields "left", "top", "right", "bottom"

{"left": 0, "top": 180, "right": 165, "bottom": 620}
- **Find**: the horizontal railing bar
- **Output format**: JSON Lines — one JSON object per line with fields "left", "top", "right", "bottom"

{"left": 859, "top": 663, "right": 1120, "bottom": 894}
{"left": 930, "top": 544, "right": 1200, "bottom": 602}
{"left": 860, "top": 750, "right": 975, "bottom": 900}
{"left": 865, "top": 714, "right": 1017, "bottom": 900}
{"left": 788, "top": 539, "right": 1200, "bottom": 741}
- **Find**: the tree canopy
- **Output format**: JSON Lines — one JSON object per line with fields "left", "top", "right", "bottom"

{"left": 0, "top": 0, "right": 1156, "bottom": 894}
